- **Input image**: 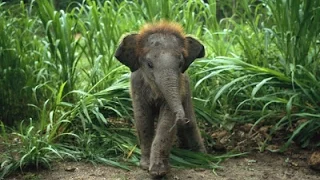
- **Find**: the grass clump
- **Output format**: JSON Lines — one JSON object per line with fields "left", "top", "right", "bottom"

{"left": 191, "top": 0, "right": 320, "bottom": 149}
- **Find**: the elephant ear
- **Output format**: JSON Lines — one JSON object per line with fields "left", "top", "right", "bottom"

{"left": 183, "top": 36, "right": 205, "bottom": 73}
{"left": 115, "top": 34, "right": 139, "bottom": 72}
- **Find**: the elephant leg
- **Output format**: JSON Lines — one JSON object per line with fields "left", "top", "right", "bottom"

{"left": 149, "top": 104, "right": 176, "bottom": 177}
{"left": 132, "top": 97, "right": 155, "bottom": 170}
{"left": 177, "top": 82, "right": 206, "bottom": 153}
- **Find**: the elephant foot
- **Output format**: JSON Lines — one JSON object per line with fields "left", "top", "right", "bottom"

{"left": 199, "top": 146, "right": 207, "bottom": 153}
{"left": 149, "top": 159, "right": 170, "bottom": 178}
{"left": 196, "top": 142, "right": 207, "bottom": 153}
{"left": 191, "top": 145, "right": 207, "bottom": 153}
{"left": 140, "top": 157, "right": 150, "bottom": 170}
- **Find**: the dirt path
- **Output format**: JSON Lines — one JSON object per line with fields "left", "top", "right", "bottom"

{"left": 7, "top": 150, "right": 320, "bottom": 180}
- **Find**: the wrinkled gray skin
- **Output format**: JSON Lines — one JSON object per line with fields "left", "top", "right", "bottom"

{"left": 115, "top": 32, "right": 206, "bottom": 177}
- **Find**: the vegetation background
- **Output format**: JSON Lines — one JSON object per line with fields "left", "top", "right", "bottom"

{"left": 1, "top": 0, "right": 320, "bottom": 178}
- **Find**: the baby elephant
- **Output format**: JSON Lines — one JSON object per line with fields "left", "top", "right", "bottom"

{"left": 115, "top": 21, "right": 206, "bottom": 177}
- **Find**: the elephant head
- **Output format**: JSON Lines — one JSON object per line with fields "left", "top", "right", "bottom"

{"left": 115, "top": 22, "right": 205, "bottom": 123}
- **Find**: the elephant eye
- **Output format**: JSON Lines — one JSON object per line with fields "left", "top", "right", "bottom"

{"left": 147, "top": 61, "right": 153, "bottom": 69}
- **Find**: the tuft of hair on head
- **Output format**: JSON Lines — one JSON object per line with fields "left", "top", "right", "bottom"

{"left": 139, "top": 21, "right": 185, "bottom": 38}
{"left": 136, "top": 21, "right": 187, "bottom": 54}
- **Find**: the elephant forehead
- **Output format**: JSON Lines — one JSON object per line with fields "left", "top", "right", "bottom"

{"left": 146, "top": 49, "right": 181, "bottom": 59}
{"left": 145, "top": 33, "right": 184, "bottom": 49}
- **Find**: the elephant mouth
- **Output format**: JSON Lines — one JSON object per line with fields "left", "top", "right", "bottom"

{"left": 169, "top": 110, "right": 189, "bottom": 132}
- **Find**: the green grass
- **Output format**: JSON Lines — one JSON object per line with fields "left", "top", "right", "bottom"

{"left": 1, "top": 0, "right": 320, "bottom": 178}
{"left": 191, "top": 0, "right": 320, "bottom": 149}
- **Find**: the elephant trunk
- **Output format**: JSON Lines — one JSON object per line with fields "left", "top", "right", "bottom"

{"left": 156, "top": 70, "right": 188, "bottom": 125}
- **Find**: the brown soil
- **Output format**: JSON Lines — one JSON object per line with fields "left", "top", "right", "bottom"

{"left": 4, "top": 124, "right": 320, "bottom": 180}
{"left": 6, "top": 149, "right": 320, "bottom": 180}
